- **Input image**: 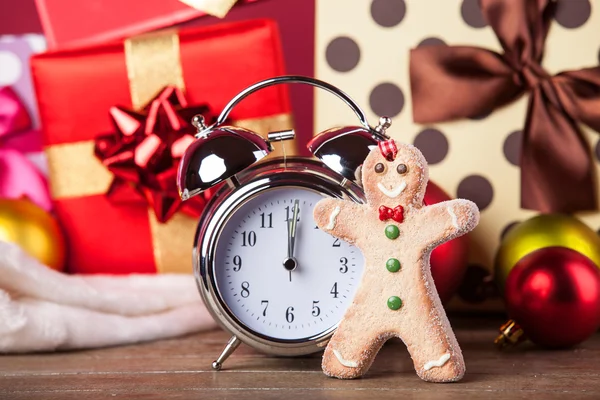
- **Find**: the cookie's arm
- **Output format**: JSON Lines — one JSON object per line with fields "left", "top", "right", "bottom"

{"left": 418, "top": 199, "right": 479, "bottom": 246}
{"left": 313, "top": 199, "right": 363, "bottom": 244}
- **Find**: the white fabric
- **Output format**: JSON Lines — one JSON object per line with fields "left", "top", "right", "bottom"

{"left": 0, "top": 241, "right": 216, "bottom": 353}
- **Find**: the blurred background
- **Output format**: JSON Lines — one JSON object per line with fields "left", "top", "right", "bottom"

{"left": 1, "top": 0, "right": 600, "bottom": 351}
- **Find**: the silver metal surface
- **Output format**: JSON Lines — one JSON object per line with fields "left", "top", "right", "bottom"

{"left": 179, "top": 75, "right": 392, "bottom": 200}
{"left": 178, "top": 126, "right": 285, "bottom": 200}
{"left": 374, "top": 116, "right": 392, "bottom": 137}
{"left": 307, "top": 126, "right": 382, "bottom": 185}
{"left": 212, "top": 335, "right": 241, "bottom": 371}
{"left": 268, "top": 129, "right": 295, "bottom": 142}
{"left": 307, "top": 115, "right": 392, "bottom": 184}
{"left": 215, "top": 76, "right": 373, "bottom": 131}
{"left": 192, "top": 114, "right": 209, "bottom": 138}
{"left": 193, "top": 157, "right": 365, "bottom": 357}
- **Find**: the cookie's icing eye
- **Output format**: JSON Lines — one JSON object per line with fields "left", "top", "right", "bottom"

{"left": 374, "top": 163, "right": 386, "bottom": 174}
{"left": 396, "top": 164, "right": 408, "bottom": 175}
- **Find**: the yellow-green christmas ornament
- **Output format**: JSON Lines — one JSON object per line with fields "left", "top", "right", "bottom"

{"left": 495, "top": 214, "right": 600, "bottom": 292}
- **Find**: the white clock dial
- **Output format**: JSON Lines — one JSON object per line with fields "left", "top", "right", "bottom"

{"left": 214, "top": 187, "right": 364, "bottom": 341}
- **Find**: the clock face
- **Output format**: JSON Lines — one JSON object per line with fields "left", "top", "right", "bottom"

{"left": 214, "top": 186, "right": 364, "bottom": 341}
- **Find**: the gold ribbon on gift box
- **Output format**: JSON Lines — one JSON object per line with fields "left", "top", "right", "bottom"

{"left": 179, "top": 0, "right": 239, "bottom": 18}
{"left": 46, "top": 30, "right": 293, "bottom": 274}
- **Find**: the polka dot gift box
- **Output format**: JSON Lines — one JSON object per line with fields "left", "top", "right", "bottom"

{"left": 315, "top": 0, "right": 600, "bottom": 311}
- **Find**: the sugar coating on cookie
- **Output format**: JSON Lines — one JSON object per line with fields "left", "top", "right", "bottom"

{"left": 313, "top": 139, "right": 480, "bottom": 382}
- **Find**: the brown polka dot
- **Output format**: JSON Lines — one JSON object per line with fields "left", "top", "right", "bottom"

{"left": 413, "top": 128, "right": 449, "bottom": 165}
{"left": 325, "top": 37, "right": 361, "bottom": 72}
{"left": 371, "top": 0, "right": 406, "bottom": 28}
{"left": 417, "top": 37, "right": 447, "bottom": 48}
{"left": 595, "top": 139, "right": 600, "bottom": 162}
{"left": 458, "top": 264, "right": 498, "bottom": 304}
{"left": 503, "top": 130, "right": 522, "bottom": 166}
{"left": 369, "top": 83, "right": 404, "bottom": 117}
{"left": 554, "top": 0, "right": 591, "bottom": 28}
{"left": 500, "top": 221, "right": 521, "bottom": 241}
{"left": 456, "top": 175, "right": 494, "bottom": 210}
{"left": 461, "top": 0, "right": 487, "bottom": 28}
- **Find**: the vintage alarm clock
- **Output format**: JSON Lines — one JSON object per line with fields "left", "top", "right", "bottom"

{"left": 177, "top": 76, "right": 390, "bottom": 370}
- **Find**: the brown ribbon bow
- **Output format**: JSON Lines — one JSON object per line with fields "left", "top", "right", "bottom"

{"left": 410, "top": 0, "right": 600, "bottom": 213}
{"left": 94, "top": 86, "right": 214, "bottom": 223}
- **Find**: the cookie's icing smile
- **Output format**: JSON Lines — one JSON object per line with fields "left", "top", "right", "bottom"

{"left": 377, "top": 181, "right": 407, "bottom": 198}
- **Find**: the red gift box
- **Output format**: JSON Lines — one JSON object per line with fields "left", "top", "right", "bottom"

{"left": 35, "top": 0, "right": 256, "bottom": 49}
{"left": 31, "top": 19, "right": 292, "bottom": 274}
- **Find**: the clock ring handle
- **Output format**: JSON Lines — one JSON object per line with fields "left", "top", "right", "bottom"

{"left": 214, "top": 75, "right": 376, "bottom": 134}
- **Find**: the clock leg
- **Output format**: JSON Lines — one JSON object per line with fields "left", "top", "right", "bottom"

{"left": 212, "top": 335, "right": 241, "bottom": 371}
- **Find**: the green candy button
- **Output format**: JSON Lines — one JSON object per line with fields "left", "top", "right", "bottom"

{"left": 385, "top": 225, "right": 400, "bottom": 240}
{"left": 387, "top": 296, "right": 403, "bottom": 310}
{"left": 386, "top": 258, "right": 401, "bottom": 273}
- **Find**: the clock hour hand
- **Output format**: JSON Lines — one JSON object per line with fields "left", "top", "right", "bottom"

{"left": 284, "top": 200, "right": 300, "bottom": 280}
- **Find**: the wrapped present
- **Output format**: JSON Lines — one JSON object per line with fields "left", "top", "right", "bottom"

{"left": 0, "top": 34, "right": 50, "bottom": 207}
{"left": 0, "top": 34, "right": 46, "bottom": 127}
{"left": 0, "top": 87, "right": 51, "bottom": 211}
{"left": 32, "top": 19, "right": 293, "bottom": 275}
{"left": 35, "top": 0, "right": 256, "bottom": 49}
{"left": 314, "top": 0, "right": 600, "bottom": 311}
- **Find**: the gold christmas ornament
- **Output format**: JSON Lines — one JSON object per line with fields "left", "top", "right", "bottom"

{"left": 495, "top": 214, "right": 600, "bottom": 291}
{"left": 0, "top": 199, "right": 66, "bottom": 271}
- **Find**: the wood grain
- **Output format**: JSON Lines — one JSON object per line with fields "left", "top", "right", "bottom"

{"left": 1, "top": 317, "right": 598, "bottom": 399}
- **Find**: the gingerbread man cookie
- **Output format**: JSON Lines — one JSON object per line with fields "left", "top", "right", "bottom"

{"left": 314, "top": 139, "right": 479, "bottom": 382}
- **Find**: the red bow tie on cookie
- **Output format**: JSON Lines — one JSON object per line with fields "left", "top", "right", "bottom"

{"left": 378, "top": 205, "right": 404, "bottom": 223}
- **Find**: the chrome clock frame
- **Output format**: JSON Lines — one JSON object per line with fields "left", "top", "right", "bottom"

{"left": 193, "top": 157, "right": 365, "bottom": 361}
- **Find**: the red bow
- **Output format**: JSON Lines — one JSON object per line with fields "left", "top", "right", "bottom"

{"left": 378, "top": 205, "right": 404, "bottom": 223}
{"left": 378, "top": 139, "right": 398, "bottom": 161}
{"left": 94, "top": 86, "right": 214, "bottom": 223}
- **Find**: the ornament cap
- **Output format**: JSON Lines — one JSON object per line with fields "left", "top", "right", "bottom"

{"left": 494, "top": 319, "right": 526, "bottom": 349}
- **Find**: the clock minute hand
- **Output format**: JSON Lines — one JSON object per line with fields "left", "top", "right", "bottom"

{"left": 287, "top": 218, "right": 293, "bottom": 260}
{"left": 283, "top": 200, "right": 300, "bottom": 281}
{"left": 289, "top": 199, "right": 300, "bottom": 256}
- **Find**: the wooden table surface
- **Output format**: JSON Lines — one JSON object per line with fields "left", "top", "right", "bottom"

{"left": 1, "top": 317, "right": 598, "bottom": 399}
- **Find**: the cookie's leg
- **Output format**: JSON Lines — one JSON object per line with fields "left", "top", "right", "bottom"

{"left": 322, "top": 305, "right": 387, "bottom": 379}
{"left": 399, "top": 299, "right": 465, "bottom": 383}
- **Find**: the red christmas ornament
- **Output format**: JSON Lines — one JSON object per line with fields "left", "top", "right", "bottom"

{"left": 424, "top": 181, "right": 470, "bottom": 303}
{"left": 503, "top": 247, "right": 600, "bottom": 348}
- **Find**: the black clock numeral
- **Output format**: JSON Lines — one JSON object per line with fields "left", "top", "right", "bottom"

{"left": 241, "top": 281, "right": 250, "bottom": 298}
{"left": 339, "top": 257, "right": 348, "bottom": 274}
{"left": 261, "top": 300, "right": 269, "bottom": 316}
{"left": 332, "top": 238, "right": 341, "bottom": 247}
{"left": 286, "top": 306, "right": 295, "bottom": 323}
{"left": 260, "top": 212, "right": 273, "bottom": 228}
{"left": 312, "top": 301, "right": 320, "bottom": 317}
{"left": 241, "top": 231, "right": 256, "bottom": 247}
{"left": 284, "top": 206, "right": 300, "bottom": 222}
{"left": 233, "top": 255, "right": 242, "bottom": 271}
{"left": 330, "top": 282, "right": 339, "bottom": 298}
